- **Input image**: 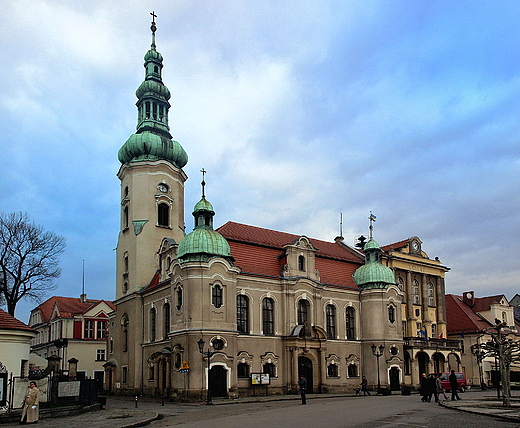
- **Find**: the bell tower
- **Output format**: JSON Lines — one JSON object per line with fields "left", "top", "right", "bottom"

{"left": 116, "top": 13, "right": 188, "bottom": 299}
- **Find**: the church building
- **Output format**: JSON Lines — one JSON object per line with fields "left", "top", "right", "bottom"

{"left": 106, "top": 17, "right": 460, "bottom": 398}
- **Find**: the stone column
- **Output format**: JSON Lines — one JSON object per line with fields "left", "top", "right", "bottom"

{"left": 421, "top": 274, "right": 429, "bottom": 323}
{"left": 406, "top": 271, "right": 413, "bottom": 334}
{"left": 292, "top": 347, "right": 299, "bottom": 392}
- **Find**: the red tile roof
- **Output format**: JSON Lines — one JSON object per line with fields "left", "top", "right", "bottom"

{"left": 0, "top": 309, "right": 34, "bottom": 332}
{"left": 472, "top": 295, "right": 505, "bottom": 312}
{"left": 217, "top": 221, "right": 364, "bottom": 288}
{"left": 446, "top": 294, "right": 492, "bottom": 335}
{"left": 33, "top": 296, "right": 116, "bottom": 324}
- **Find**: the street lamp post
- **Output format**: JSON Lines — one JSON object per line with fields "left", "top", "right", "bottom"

{"left": 371, "top": 344, "right": 385, "bottom": 395}
{"left": 197, "top": 338, "right": 215, "bottom": 405}
{"left": 470, "top": 345, "right": 486, "bottom": 390}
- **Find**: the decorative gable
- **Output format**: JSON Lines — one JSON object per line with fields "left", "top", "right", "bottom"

{"left": 282, "top": 236, "right": 319, "bottom": 280}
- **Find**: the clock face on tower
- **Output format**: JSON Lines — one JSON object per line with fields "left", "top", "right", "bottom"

{"left": 412, "top": 241, "right": 420, "bottom": 252}
{"left": 158, "top": 183, "right": 168, "bottom": 193}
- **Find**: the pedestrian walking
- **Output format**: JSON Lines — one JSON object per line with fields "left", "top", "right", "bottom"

{"left": 20, "top": 381, "right": 40, "bottom": 424}
{"left": 420, "top": 373, "right": 429, "bottom": 402}
{"left": 298, "top": 376, "right": 307, "bottom": 404}
{"left": 428, "top": 374, "right": 438, "bottom": 402}
{"left": 449, "top": 370, "right": 461, "bottom": 401}
{"left": 436, "top": 374, "right": 448, "bottom": 401}
{"left": 361, "top": 376, "right": 370, "bottom": 396}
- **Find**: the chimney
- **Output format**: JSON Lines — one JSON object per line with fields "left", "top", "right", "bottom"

{"left": 462, "top": 291, "right": 475, "bottom": 307}
{"left": 80, "top": 293, "right": 87, "bottom": 303}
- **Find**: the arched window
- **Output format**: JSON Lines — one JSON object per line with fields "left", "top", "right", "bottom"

{"left": 347, "top": 364, "right": 358, "bottom": 378}
{"left": 346, "top": 307, "right": 355, "bottom": 340}
{"left": 263, "top": 363, "right": 276, "bottom": 378}
{"left": 238, "top": 363, "right": 250, "bottom": 378}
{"left": 176, "top": 286, "right": 183, "bottom": 311}
{"left": 163, "top": 303, "right": 170, "bottom": 340}
{"left": 427, "top": 282, "right": 435, "bottom": 306}
{"left": 150, "top": 307, "right": 156, "bottom": 341}
{"left": 397, "top": 277, "right": 404, "bottom": 291}
{"left": 327, "top": 363, "right": 339, "bottom": 377}
{"left": 262, "top": 297, "right": 274, "bottom": 335}
{"left": 123, "top": 206, "right": 129, "bottom": 230}
{"left": 297, "top": 299, "right": 309, "bottom": 325}
{"left": 326, "top": 304, "right": 336, "bottom": 338}
{"left": 121, "top": 315, "right": 129, "bottom": 353}
{"left": 158, "top": 202, "right": 169, "bottom": 227}
{"left": 237, "top": 295, "right": 249, "bottom": 334}
{"left": 212, "top": 284, "right": 223, "bottom": 308}
{"left": 298, "top": 255, "right": 305, "bottom": 271}
{"left": 412, "top": 280, "right": 420, "bottom": 305}
{"left": 388, "top": 305, "right": 396, "bottom": 324}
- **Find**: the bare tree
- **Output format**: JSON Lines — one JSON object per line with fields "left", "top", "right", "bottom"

{"left": 471, "top": 320, "right": 520, "bottom": 407}
{"left": 0, "top": 212, "right": 66, "bottom": 316}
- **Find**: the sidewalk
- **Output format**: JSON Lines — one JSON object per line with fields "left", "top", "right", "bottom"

{"left": 3, "top": 391, "right": 520, "bottom": 427}
{"left": 440, "top": 395, "right": 520, "bottom": 422}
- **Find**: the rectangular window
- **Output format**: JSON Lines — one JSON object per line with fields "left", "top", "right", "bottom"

{"left": 96, "top": 349, "right": 106, "bottom": 361}
{"left": 97, "top": 320, "right": 107, "bottom": 339}
{"left": 84, "top": 320, "right": 94, "bottom": 339}
{"left": 122, "top": 366, "right": 128, "bottom": 384}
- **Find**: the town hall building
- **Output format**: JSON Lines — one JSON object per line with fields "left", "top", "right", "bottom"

{"left": 106, "top": 16, "right": 460, "bottom": 399}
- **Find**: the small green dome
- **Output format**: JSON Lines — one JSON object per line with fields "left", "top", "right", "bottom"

{"left": 144, "top": 48, "right": 163, "bottom": 62}
{"left": 193, "top": 198, "right": 214, "bottom": 213}
{"left": 363, "top": 238, "right": 380, "bottom": 251}
{"left": 177, "top": 227, "right": 232, "bottom": 262}
{"left": 118, "top": 131, "right": 188, "bottom": 168}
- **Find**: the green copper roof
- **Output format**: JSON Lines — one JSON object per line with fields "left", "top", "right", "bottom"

{"left": 118, "top": 131, "right": 188, "bottom": 168}
{"left": 353, "top": 238, "right": 395, "bottom": 289}
{"left": 119, "top": 17, "right": 188, "bottom": 169}
{"left": 193, "top": 197, "right": 214, "bottom": 213}
{"left": 177, "top": 226, "right": 232, "bottom": 262}
{"left": 177, "top": 195, "right": 233, "bottom": 263}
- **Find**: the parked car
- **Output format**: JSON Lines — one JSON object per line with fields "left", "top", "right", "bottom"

{"left": 428, "top": 372, "right": 467, "bottom": 392}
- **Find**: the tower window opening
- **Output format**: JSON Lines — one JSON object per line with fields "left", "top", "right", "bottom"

{"left": 145, "top": 102, "right": 150, "bottom": 119}
{"left": 212, "top": 284, "right": 223, "bottom": 308}
{"left": 152, "top": 103, "right": 157, "bottom": 120}
{"left": 159, "top": 105, "right": 164, "bottom": 121}
{"left": 154, "top": 65, "right": 158, "bottom": 73}
{"left": 123, "top": 206, "right": 129, "bottom": 230}
{"left": 158, "top": 203, "right": 169, "bottom": 227}
{"left": 298, "top": 255, "right": 305, "bottom": 271}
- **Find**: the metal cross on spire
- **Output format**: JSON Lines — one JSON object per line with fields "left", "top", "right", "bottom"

{"left": 369, "top": 211, "right": 377, "bottom": 239}
{"left": 150, "top": 11, "right": 157, "bottom": 47}
{"left": 200, "top": 168, "right": 207, "bottom": 198}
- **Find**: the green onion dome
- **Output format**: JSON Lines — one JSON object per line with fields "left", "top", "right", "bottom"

{"left": 118, "top": 131, "right": 188, "bottom": 168}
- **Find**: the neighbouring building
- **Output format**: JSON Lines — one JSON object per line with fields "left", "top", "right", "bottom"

{"left": 446, "top": 292, "right": 519, "bottom": 388}
{"left": 0, "top": 309, "right": 35, "bottom": 378}
{"left": 29, "top": 295, "right": 115, "bottom": 391}
{"left": 107, "top": 16, "right": 460, "bottom": 399}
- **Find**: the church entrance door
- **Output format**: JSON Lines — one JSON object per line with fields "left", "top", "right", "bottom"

{"left": 389, "top": 367, "right": 400, "bottom": 390}
{"left": 209, "top": 365, "right": 227, "bottom": 397}
{"left": 298, "top": 356, "right": 313, "bottom": 393}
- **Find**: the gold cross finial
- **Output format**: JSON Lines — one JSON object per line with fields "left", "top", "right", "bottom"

{"left": 200, "top": 168, "right": 207, "bottom": 198}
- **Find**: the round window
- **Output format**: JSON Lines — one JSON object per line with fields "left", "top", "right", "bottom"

{"left": 212, "top": 339, "right": 224, "bottom": 350}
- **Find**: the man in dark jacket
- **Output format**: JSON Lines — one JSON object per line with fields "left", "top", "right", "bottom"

{"left": 449, "top": 370, "right": 461, "bottom": 401}
{"left": 298, "top": 376, "right": 307, "bottom": 404}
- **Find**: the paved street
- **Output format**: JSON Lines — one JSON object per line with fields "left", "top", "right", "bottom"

{"left": 145, "top": 394, "right": 520, "bottom": 428}
{"left": 3, "top": 390, "right": 519, "bottom": 428}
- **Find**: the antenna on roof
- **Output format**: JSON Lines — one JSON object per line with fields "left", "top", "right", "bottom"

{"left": 339, "top": 212, "right": 343, "bottom": 238}
{"left": 80, "top": 260, "right": 87, "bottom": 303}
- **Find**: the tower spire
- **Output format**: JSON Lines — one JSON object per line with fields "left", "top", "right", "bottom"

{"left": 200, "top": 168, "right": 207, "bottom": 198}
{"left": 369, "top": 211, "right": 376, "bottom": 240}
{"left": 150, "top": 11, "right": 157, "bottom": 49}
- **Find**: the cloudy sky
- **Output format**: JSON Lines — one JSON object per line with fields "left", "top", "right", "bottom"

{"left": 2, "top": 0, "right": 520, "bottom": 321}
